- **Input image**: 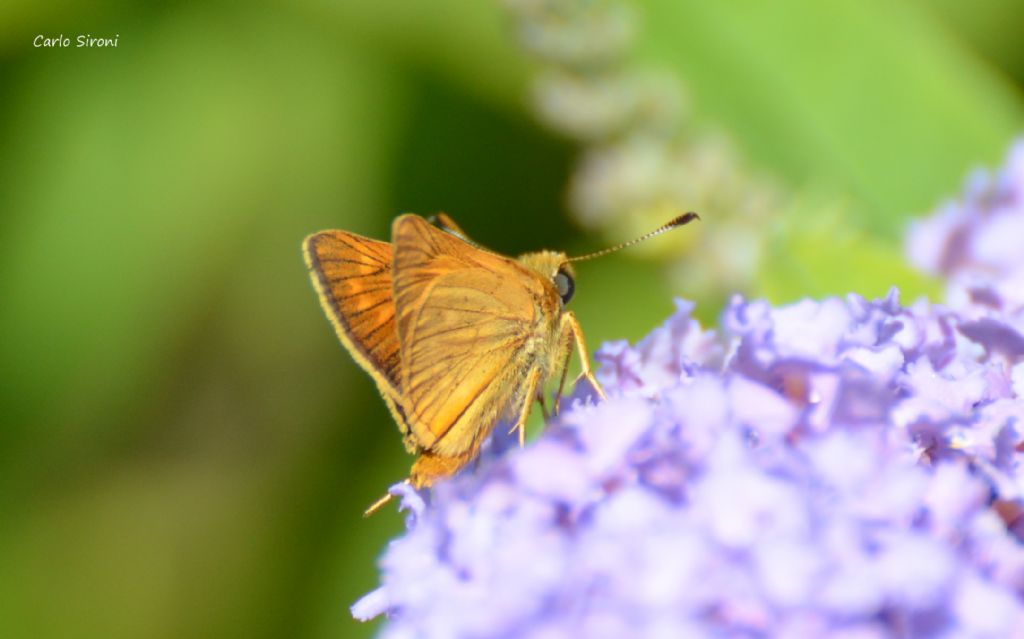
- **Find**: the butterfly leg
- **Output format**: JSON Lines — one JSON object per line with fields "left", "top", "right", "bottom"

{"left": 552, "top": 315, "right": 606, "bottom": 413}
{"left": 562, "top": 312, "right": 607, "bottom": 403}
{"left": 536, "top": 390, "right": 550, "bottom": 421}
{"left": 507, "top": 365, "right": 543, "bottom": 447}
{"left": 553, "top": 328, "right": 574, "bottom": 416}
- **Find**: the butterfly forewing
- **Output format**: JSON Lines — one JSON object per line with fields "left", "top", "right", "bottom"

{"left": 304, "top": 231, "right": 403, "bottom": 398}
{"left": 391, "top": 215, "right": 545, "bottom": 455}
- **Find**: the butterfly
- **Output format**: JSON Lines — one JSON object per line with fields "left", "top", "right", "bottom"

{"left": 304, "top": 212, "right": 698, "bottom": 514}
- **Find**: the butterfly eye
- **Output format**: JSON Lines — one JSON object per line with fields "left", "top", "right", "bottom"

{"left": 554, "top": 269, "right": 575, "bottom": 305}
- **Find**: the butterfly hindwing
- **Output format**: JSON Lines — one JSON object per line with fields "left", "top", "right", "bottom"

{"left": 304, "top": 231, "right": 410, "bottom": 436}
{"left": 391, "top": 214, "right": 545, "bottom": 455}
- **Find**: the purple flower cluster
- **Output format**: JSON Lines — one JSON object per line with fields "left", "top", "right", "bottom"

{"left": 907, "top": 140, "right": 1024, "bottom": 316}
{"left": 353, "top": 143, "right": 1024, "bottom": 638}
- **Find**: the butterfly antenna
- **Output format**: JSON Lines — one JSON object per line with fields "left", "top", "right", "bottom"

{"left": 567, "top": 211, "right": 700, "bottom": 263}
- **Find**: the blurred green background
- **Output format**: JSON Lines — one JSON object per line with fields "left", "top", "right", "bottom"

{"left": 0, "top": 1, "right": 1021, "bottom": 638}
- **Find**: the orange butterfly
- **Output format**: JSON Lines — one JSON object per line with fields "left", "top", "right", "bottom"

{"left": 304, "top": 212, "right": 698, "bottom": 514}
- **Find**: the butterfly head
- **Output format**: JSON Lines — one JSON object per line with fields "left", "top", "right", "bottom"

{"left": 518, "top": 250, "right": 576, "bottom": 306}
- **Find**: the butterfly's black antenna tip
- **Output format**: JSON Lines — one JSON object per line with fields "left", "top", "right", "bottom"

{"left": 670, "top": 211, "right": 701, "bottom": 227}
